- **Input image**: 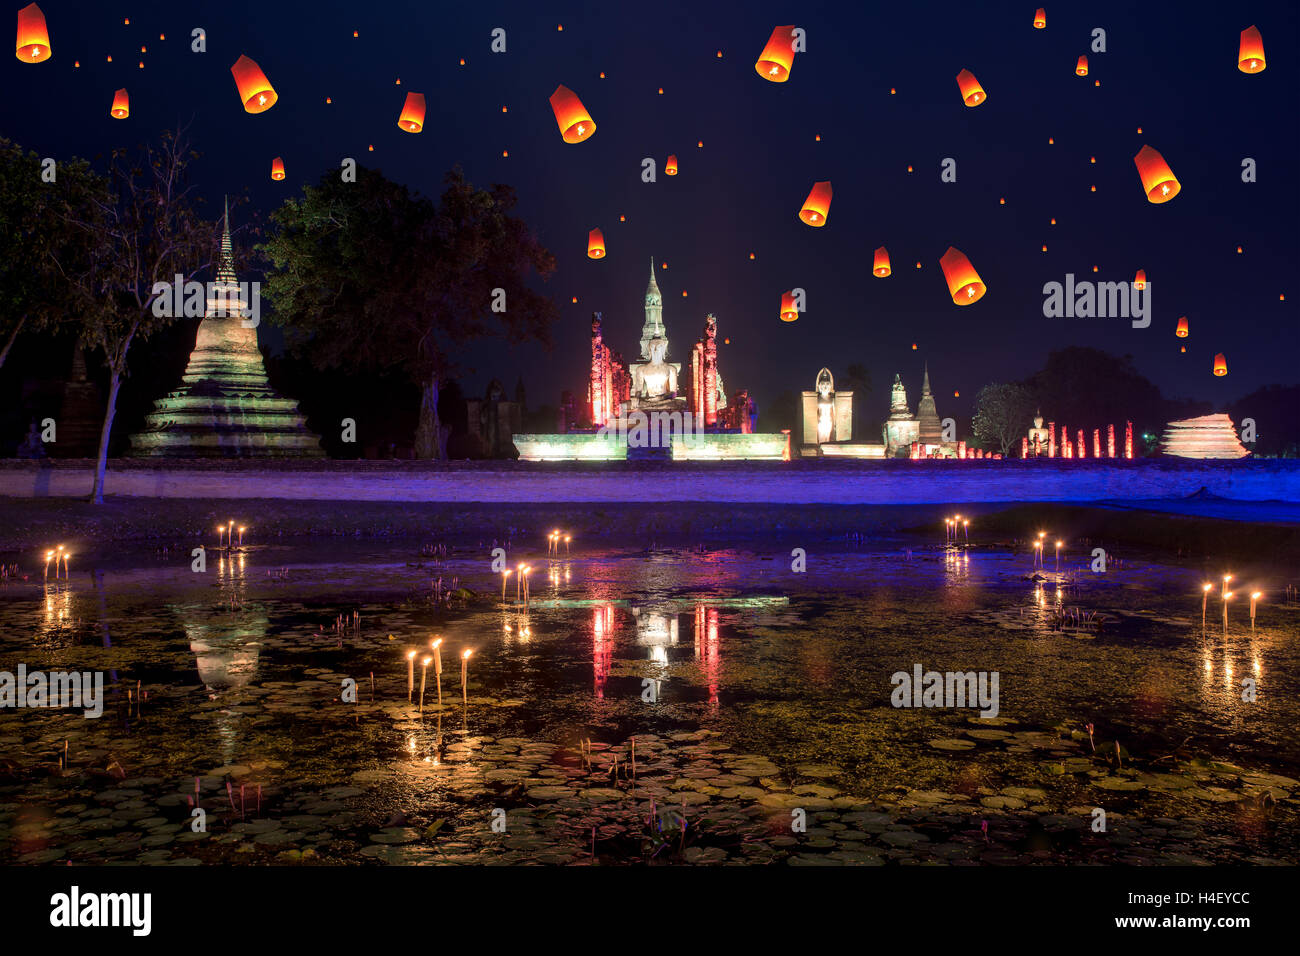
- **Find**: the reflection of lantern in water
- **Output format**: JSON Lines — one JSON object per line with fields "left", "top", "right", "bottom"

{"left": 1075, "top": 55, "right": 1088, "bottom": 75}
{"left": 1175, "top": 316, "right": 1189, "bottom": 337}
{"left": 1213, "top": 353, "right": 1227, "bottom": 376}
{"left": 873, "top": 246, "right": 891, "bottom": 277}
{"left": 110, "top": 88, "right": 129, "bottom": 118}
{"left": 397, "top": 92, "right": 425, "bottom": 132}
{"left": 665, "top": 154, "right": 677, "bottom": 175}
{"left": 15, "top": 3, "right": 51, "bottom": 62}
{"left": 780, "top": 290, "right": 798, "bottom": 322}
{"left": 1133, "top": 145, "right": 1180, "bottom": 203}
{"left": 1238, "top": 25, "right": 1265, "bottom": 74}
{"left": 231, "top": 55, "right": 278, "bottom": 113}
{"left": 587, "top": 228, "right": 605, "bottom": 259}
{"left": 955, "top": 69, "right": 986, "bottom": 106}
{"left": 548, "top": 84, "right": 595, "bottom": 142}
{"left": 799, "top": 181, "right": 832, "bottom": 226}
{"left": 754, "top": 25, "right": 796, "bottom": 82}
{"left": 1134, "top": 269, "right": 1146, "bottom": 290}
{"left": 270, "top": 157, "right": 284, "bottom": 180}
{"left": 938, "top": 246, "right": 987, "bottom": 305}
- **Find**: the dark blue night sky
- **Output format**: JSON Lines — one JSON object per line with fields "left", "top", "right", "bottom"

{"left": 4, "top": 0, "right": 1297, "bottom": 421}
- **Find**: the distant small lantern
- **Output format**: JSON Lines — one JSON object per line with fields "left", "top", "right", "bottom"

{"left": 873, "top": 246, "right": 891, "bottom": 277}
{"left": 1238, "top": 25, "right": 1265, "bottom": 73}
{"left": 1175, "top": 316, "right": 1188, "bottom": 337}
{"left": 1075, "top": 55, "right": 1088, "bottom": 76}
{"left": 1133, "top": 145, "right": 1180, "bottom": 203}
{"left": 271, "top": 157, "right": 285, "bottom": 180}
{"left": 587, "top": 228, "right": 605, "bottom": 259}
{"left": 1213, "top": 353, "right": 1228, "bottom": 376}
{"left": 780, "top": 291, "right": 798, "bottom": 322}
{"left": 754, "top": 25, "right": 796, "bottom": 82}
{"left": 955, "top": 69, "right": 986, "bottom": 106}
{"left": 1134, "top": 269, "right": 1146, "bottom": 290}
{"left": 398, "top": 92, "right": 425, "bottom": 132}
{"left": 231, "top": 55, "right": 277, "bottom": 113}
{"left": 1033, "top": 8, "right": 1046, "bottom": 28}
{"left": 1237, "top": 245, "right": 1243, "bottom": 253}
{"left": 749, "top": 252, "right": 755, "bottom": 259}
{"left": 665, "top": 154, "right": 677, "bottom": 175}
{"left": 799, "top": 181, "right": 832, "bottom": 226}
{"left": 548, "top": 84, "right": 595, "bottom": 142}
{"left": 1180, "top": 346, "right": 1186, "bottom": 353}
{"left": 939, "top": 246, "right": 986, "bottom": 305}
{"left": 999, "top": 197, "right": 1005, "bottom": 204}
{"left": 15, "top": 3, "right": 51, "bottom": 62}
{"left": 110, "top": 87, "right": 129, "bottom": 118}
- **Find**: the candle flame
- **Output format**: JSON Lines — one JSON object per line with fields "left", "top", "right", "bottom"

{"left": 463, "top": 649, "right": 473, "bottom": 659}
{"left": 432, "top": 638, "right": 442, "bottom": 648}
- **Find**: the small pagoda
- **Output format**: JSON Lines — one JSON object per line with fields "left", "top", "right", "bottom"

{"left": 129, "top": 202, "right": 323, "bottom": 457}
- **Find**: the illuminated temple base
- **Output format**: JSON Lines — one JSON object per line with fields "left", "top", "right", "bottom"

{"left": 513, "top": 432, "right": 787, "bottom": 461}
{"left": 819, "top": 443, "right": 888, "bottom": 459}
{"left": 1159, "top": 414, "right": 1250, "bottom": 460}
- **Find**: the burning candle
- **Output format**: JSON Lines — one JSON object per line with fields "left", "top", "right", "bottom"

{"left": 1250, "top": 591, "right": 1261, "bottom": 626}
{"left": 1222, "top": 574, "right": 1232, "bottom": 597}
{"left": 1202, "top": 583, "right": 1212, "bottom": 626}
{"left": 432, "top": 638, "right": 444, "bottom": 705}
{"left": 238, "top": 526, "right": 245, "bottom": 547}
{"left": 62, "top": 552, "right": 69, "bottom": 577}
{"left": 1033, "top": 540, "right": 1042, "bottom": 567}
{"left": 501, "top": 568, "right": 512, "bottom": 602}
{"left": 522, "top": 566, "right": 532, "bottom": 604}
{"left": 406, "top": 650, "right": 416, "bottom": 701}
{"left": 461, "top": 649, "right": 473, "bottom": 703}
{"left": 963, "top": 520, "right": 969, "bottom": 544}
{"left": 1222, "top": 591, "right": 1233, "bottom": 629}
{"left": 44, "top": 550, "right": 53, "bottom": 581}
{"left": 216, "top": 525, "right": 226, "bottom": 549}
{"left": 419, "top": 656, "right": 431, "bottom": 712}
{"left": 516, "top": 563, "right": 524, "bottom": 601}
{"left": 564, "top": 535, "right": 571, "bottom": 554}
{"left": 1055, "top": 540, "right": 1062, "bottom": 571}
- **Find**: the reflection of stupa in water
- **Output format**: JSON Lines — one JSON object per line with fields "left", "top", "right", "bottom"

{"left": 129, "top": 201, "right": 323, "bottom": 457}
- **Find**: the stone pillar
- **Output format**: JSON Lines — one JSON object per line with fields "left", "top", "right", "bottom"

{"left": 590, "top": 313, "right": 606, "bottom": 426}
{"left": 1048, "top": 422, "right": 1056, "bottom": 457}
{"left": 1093, "top": 428, "right": 1101, "bottom": 458}
{"left": 1108, "top": 424, "right": 1116, "bottom": 458}
{"left": 1077, "top": 428, "right": 1086, "bottom": 458}
{"left": 1125, "top": 421, "right": 1133, "bottom": 459}
{"left": 1021, "top": 436, "right": 1028, "bottom": 458}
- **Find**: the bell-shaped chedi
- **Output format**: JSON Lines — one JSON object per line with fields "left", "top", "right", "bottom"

{"left": 1158, "top": 414, "right": 1249, "bottom": 459}
{"left": 129, "top": 200, "right": 323, "bottom": 457}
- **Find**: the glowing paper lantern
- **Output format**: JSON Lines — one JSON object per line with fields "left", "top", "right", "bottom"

{"left": 1033, "top": 8, "right": 1046, "bottom": 28}
{"left": 754, "top": 25, "right": 796, "bottom": 82}
{"left": 1238, "top": 25, "right": 1265, "bottom": 73}
{"left": 1133, "top": 145, "right": 1180, "bottom": 203}
{"left": 1213, "top": 353, "right": 1227, "bottom": 376}
{"left": 397, "top": 92, "right": 425, "bottom": 133}
{"left": 231, "top": 55, "right": 277, "bottom": 113}
{"left": 873, "top": 247, "right": 891, "bottom": 277}
{"left": 15, "top": 3, "right": 50, "bottom": 62}
{"left": 938, "top": 246, "right": 987, "bottom": 305}
{"left": 665, "top": 154, "right": 677, "bottom": 175}
{"left": 1134, "top": 269, "right": 1146, "bottom": 290}
{"left": 548, "top": 85, "right": 595, "bottom": 142}
{"left": 587, "top": 228, "right": 605, "bottom": 259}
{"left": 1176, "top": 316, "right": 1188, "bottom": 337}
{"left": 955, "top": 69, "right": 986, "bottom": 106}
{"left": 1075, "top": 55, "right": 1088, "bottom": 76}
{"left": 780, "top": 291, "right": 798, "bottom": 322}
{"left": 271, "top": 157, "right": 285, "bottom": 180}
{"left": 110, "top": 88, "right": 129, "bottom": 119}
{"left": 799, "top": 181, "right": 832, "bottom": 226}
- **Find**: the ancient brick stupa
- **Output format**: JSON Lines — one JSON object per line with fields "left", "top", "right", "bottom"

{"left": 1159, "top": 414, "right": 1250, "bottom": 459}
{"left": 130, "top": 202, "right": 322, "bottom": 457}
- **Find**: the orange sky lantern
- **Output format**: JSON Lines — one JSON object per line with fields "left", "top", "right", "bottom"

{"left": 587, "top": 228, "right": 605, "bottom": 259}
{"left": 939, "top": 246, "right": 986, "bottom": 305}
{"left": 231, "top": 55, "right": 277, "bottom": 113}
{"left": 665, "top": 154, "right": 677, "bottom": 175}
{"left": 1238, "top": 25, "right": 1265, "bottom": 73}
{"left": 754, "top": 25, "right": 796, "bottom": 82}
{"left": 548, "top": 85, "right": 595, "bottom": 142}
{"left": 1176, "top": 316, "right": 1188, "bottom": 337}
{"left": 780, "top": 291, "right": 798, "bottom": 322}
{"left": 397, "top": 92, "right": 425, "bottom": 132}
{"left": 1134, "top": 269, "right": 1146, "bottom": 290}
{"left": 15, "top": 3, "right": 50, "bottom": 62}
{"left": 799, "top": 181, "right": 832, "bottom": 226}
{"left": 1213, "top": 353, "right": 1228, "bottom": 376}
{"left": 1033, "top": 8, "right": 1046, "bottom": 28}
{"left": 110, "top": 88, "right": 129, "bottom": 118}
{"left": 271, "top": 157, "right": 285, "bottom": 180}
{"left": 1133, "top": 145, "right": 1180, "bottom": 203}
{"left": 873, "top": 246, "right": 891, "bottom": 277}
{"left": 1075, "top": 55, "right": 1088, "bottom": 76}
{"left": 955, "top": 69, "right": 986, "bottom": 106}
